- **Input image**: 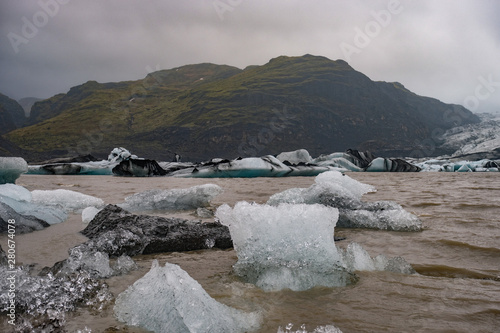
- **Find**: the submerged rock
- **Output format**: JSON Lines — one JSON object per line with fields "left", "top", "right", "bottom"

{"left": 81, "top": 205, "right": 232, "bottom": 256}
{"left": 114, "top": 260, "right": 261, "bottom": 333}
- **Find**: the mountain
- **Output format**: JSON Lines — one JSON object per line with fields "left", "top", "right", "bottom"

{"left": 0, "top": 93, "right": 27, "bottom": 134}
{"left": 4, "top": 55, "right": 480, "bottom": 161}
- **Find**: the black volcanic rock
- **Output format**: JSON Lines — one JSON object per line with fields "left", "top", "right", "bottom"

{"left": 81, "top": 205, "right": 232, "bottom": 256}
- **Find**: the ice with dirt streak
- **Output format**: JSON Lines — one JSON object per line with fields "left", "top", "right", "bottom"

{"left": 216, "top": 202, "right": 356, "bottom": 291}
{"left": 114, "top": 260, "right": 261, "bottom": 333}
{"left": 267, "top": 171, "right": 422, "bottom": 231}
{"left": 0, "top": 184, "right": 67, "bottom": 224}
{"left": 118, "top": 183, "right": 222, "bottom": 212}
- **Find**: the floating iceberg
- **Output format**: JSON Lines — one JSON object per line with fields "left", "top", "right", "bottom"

{"left": 0, "top": 184, "right": 67, "bottom": 225}
{"left": 118, "top": 184, "right": 222, "bottom": 212}
{"left": 216, "top": 202, "right": 356, "bottom": 291}
{"left": 268, "top": 171, "right": 422, "bottom": 231}
{"left": 276, "top": 149, "right": 313, "bottom": 164}
{"left": 114, "top": 260, "right": 261, "bottom": 333}
{"left": 0, "top": 157, "right": 28, "bottom": 184}
{"left": 32, "top": 189, "right": 105, "bottom": 213}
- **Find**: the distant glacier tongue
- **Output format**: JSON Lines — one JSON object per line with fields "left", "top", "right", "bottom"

{"left": 215, "top": 202, "right": 356, "bottom": 291}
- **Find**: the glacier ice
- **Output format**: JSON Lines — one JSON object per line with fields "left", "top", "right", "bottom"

{"left": 32, "top": 189, "right": 105, "bottom": 213}
{"left": 268, "top": 171, "right": 421, "bottom": 232}
{"left": 216, "top": 202, "right": 356, "bottom": 291}
{"left": 339, "top": 242, "right": 416, "bottom": 274}
{"left": 81, "top": 206, "right": 101, "bottom": 223}
{"left": 118, "top": 184, "right": 222, "bottom": 212}
{"left": 108, "top": 147, "right": 137, "bottom": 163}
{"left": 114, "top": 260, "right": 261, "bottom": 333}
{"left": 0, "top": 183, "right": 32, "bottom": 202}
{"left": 0, "top": 185, "right": 67, "bottom": 225}
{"left": 276, "top": 149, "right": 313, "bottom": 164}
{"left": 0, "top": 264, "right": 112, "bottom": 331}
{"left": 0, "top": 157, "right": 28, "bottom": 184}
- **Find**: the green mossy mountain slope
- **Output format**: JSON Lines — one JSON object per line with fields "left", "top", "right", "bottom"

{"left": 4, "top": 55, "right": 479, "bottom": 161}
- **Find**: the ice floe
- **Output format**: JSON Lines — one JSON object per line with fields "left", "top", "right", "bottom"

{"left": 268, "top": 171, "right": 421, "bottom": 231}
{"left": 114, "top": 260, "right": 261, "bottom": 333}
{"left": 0, "top": 157, "right": 28, "bottom": 184}
{"left": 32, "top": 189, "right": 104, "bottom": 213}
{"left": 118, "top": 184, "right": 222, "bottom": 212}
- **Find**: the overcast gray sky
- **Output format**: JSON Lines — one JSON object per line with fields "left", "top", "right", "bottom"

{"left": 1, "top": 0, "right": 499, "bottom": 113}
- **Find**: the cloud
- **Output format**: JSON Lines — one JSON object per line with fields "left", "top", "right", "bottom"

{"left": 0, "top": 0, "right": 499, "bottom": 112}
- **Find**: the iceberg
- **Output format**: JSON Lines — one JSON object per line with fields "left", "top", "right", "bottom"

{"left": 1, "top": 202, "right": 50, "bottom": 234}
{"left": 0, "top": 157, "right": 28, "bottom": 184}
{"left": 268, "top": 171, "right": 422, "bottom": 232}
{"left": 276, "top": 149, "right": 313, "bottom": 164}
{"left": 31, "top": 189, "right": 105, "bottom": 213}
{"left": 114, "top": 260, "right": 261, "bottom": 333}
{"left": 118, "top": 184, "right": 222, "bottom": 212}
{"left": 216, "top": 202, "right": 356, "bottom": 291}
{"left": 0, "top": 184, "right": 67, "bottom": 225}
{"left": 81, "top": 206, "right": 101, "bottom": 223}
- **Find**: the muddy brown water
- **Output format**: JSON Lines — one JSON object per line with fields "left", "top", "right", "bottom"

{"left": 1, "top": 173, "right": 499, "bottom": 332}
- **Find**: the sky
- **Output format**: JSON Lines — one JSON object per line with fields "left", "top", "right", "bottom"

{"left": 1, "top": 0, "right": 499, "bottom": 113}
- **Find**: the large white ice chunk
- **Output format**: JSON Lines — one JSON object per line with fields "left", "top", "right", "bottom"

{"left": 118, "top": 184, "right": 222, "bottom": 212}
{"left": 0, "top": 157, "right": 28, "bottom": 184}
{"left": 276, "top": 149, "right": 313, "bottom": 164}
{"left": 31, "top": 189, "right": 105, "bottom": 213}
{"left": 114, "top": 260, "right": 261, "bottom": 333}
{"left": 215, "top": 202, "right": 355, "bottom": 291}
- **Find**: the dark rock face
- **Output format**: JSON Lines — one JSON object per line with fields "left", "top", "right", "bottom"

{"left": 81, "top": 205, "right": 232, "bottom": 256}
{"left": 112, "top": 158, "right": 167, "bottom": 177}
{"left": 0, "top": 202, "right": 50, "bottom": 234}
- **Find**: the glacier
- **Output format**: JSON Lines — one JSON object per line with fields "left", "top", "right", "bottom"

{"left": 114, "top": 260, "right": 261, "bottom": 333}
{"left": 277, "top": 323, "right": 344, "bottom": 333}
{"left": 216, "top": 202, "right": 356, "bottom": 291}
{"left": 267, "top": 171, "right": 422, "bottom": 231}
{"left": 118, "top": 183, "right": 222, "bottom": 212}
{"left": 0, "top": 157, "right": 28, "bottom": 184}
